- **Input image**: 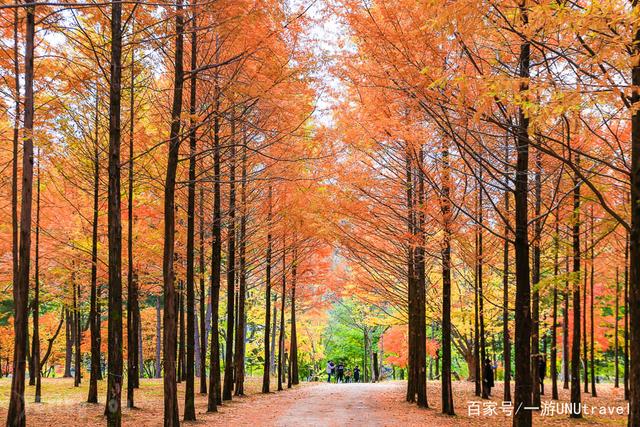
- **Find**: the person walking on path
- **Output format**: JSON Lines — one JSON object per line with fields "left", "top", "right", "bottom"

{"left": 327, "top": 361, "right": 335, "bottom": 383}
{"left": 538, "top": 355, "right": 546, "bottom": 395}
{"left": 482, "top": 358, "right": 494, "bottom": 398}
{"left": 353, "top": 366, "right": 360, "bottom": 383}
{"left": 337, "top": 362, "right": 345, "bottom": 383}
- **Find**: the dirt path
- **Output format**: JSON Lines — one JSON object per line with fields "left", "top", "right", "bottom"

{"left": 0, "top": 378, "right": 627, "bottom": 426}
{"left": 227, "top": 381, "right": 628, "bottom": 427}
{"left": 274, "top": 383, "right": 391, "bottom": 427}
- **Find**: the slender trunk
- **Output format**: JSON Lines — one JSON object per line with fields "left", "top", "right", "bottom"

{"left": 563, "top": 255, "right": 569, "bottom": 390}
{"left": 74, "top": 276, "right": 81, "bottom": 387}
{"left": 589, "top": 211, "right": 596, "bottom": 397}
{"left": 503, "top": 154, "right": 511, "bottom": 402}
{"left": 615, "top": 267, "right": 620, "bottom": 388}
{"left": 104, "top": 0, "right": 125, "bottom": 420}
{"left": 624, "top": 231, "right": 629, "bottom": 400}
{"left": 405, "top": 146, "right": 416, "bottom": 403}
{"left": 198, "top": 189, "right": 207, "bottom": 394}
{"left": 583, "top": 253, "right": 588, "bottom": 393}
{"left": 222, "top": 115, "right": 237, "bottom": 401}
{"left": 88, "top": 89, "right": 101, "bottom": 404}
{"left": 629, "top": 6, "right": 640, "bottom": 423}
{"left": 103, "top": 0, "right": 125, "bottom": 422}
{"left": 11, "top": 7, "right": 21, "bottom": 328}
{"left": 155, "top": 296, "right": 161, "bottom": 379}
{"left": 195, "top": 312, "right": 200, "bottom": 376}
{"left": 479, "top": 182, "right": 487, "bottom": 400}
{"left": 138, "top": 312, "right": 143, "bottom": 379}
{"left": 162, "top": 0, "right": 184, "bottom": 423}
{"left": 513, "top": 4, "right": 533, "bottom": 423}
{"left": 97, "top": 285, "right": 103, "bottom": 381}
{"left": 415, "top": 147, "right": 427, "bottom": 407}
{"left": 278, "top": 239, "right": 286, "bottom": 392}
{"left": 178, "top": 283, "right": 185, "bottom": 382}
{"left": 234, "top": 136, "right": 247, "bottom": 396}
{"left": 7, "top": 2, "right": 35, "bottom": 424}
{"left": 262, "top": 187, "right": 273, "bottom": 393}
{"left": 65, "top": 309, "right": 72, "bottom": 378}
{"left": 290, "top": 247, "right": 299, "bottom": 386}
{"left": 551, "top": 211, "right": 559, "bottom": 400}
{"left": 183, "top": 7, "right": 198, "bottom": 416}
{"left": 207, "top": 60, "right": 222, "bottom": 409}
{"left": 32, "top": 160, "right": 41, "bottom": 402}
{"left": 531, "top": 150, "right": 541, "bottom": 407}
{"left": 570, "top": 154, "right": 582, "bottom": 419}
{"left": 474, "top": 259, "right": 480, "bottom": 396}
{"left": 126, "top": 22, "right": 139, "bottom": 407}
{"left": 270, "top": 294, "right": 277, "bottom": 373}
{"left": 440, "top": 143, "right": 454, "bottom": 416}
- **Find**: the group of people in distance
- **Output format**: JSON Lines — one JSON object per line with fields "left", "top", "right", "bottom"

{"left": 482, "top": 355, "right": 546, "bottom": 398}
{"left": 326, "top": 361, "right": 360, "bottom": 383}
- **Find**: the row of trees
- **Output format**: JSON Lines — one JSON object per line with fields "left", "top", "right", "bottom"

{"left": 328, "top": 1, "right": 639, "bottom": 426}
{"left": 0, "top": 0, "right": 332, "bottom": 426}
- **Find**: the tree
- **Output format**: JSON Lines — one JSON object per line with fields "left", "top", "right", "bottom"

{"left": 104, "top": 0, "right": 124, "bottom": 423}
{"left": 162, "top": 0, "right": 185, "bottom": 424}
{"left": 7, "top": 1, "right": 36, "bottom": 424}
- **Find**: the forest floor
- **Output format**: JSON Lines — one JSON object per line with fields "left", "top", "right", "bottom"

{"left": 0, "top": 377, "right": 628, "bottom": 426}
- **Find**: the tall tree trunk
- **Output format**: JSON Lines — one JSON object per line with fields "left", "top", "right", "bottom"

{"left": 589, "top": 211, "right": 596, "bottom": 397}
{"left": 234, "top": 136, "right": 248, "bottom": 396}
{"left": 440, "top": 143, "right": 454, "bottom": 416}
{"left": 88, "top": 88, "right": 101, "bottom": 404}
{"left": 474, "top": 257, "right": 480, "bottom": 397}
{"left": 531, "top": 150, "right": 542, "bottom": 407}
{"left": 415, "top": 147, "right": 427, "bottom": 407}
{"left": 104, "top": 0, "right": 124, "bottom": 421}
{"left": 277, "top": 239, "right": 286, "bottom": 392}
{"left": 198, "top": 189, "right": 207, "bottom": 394}
{"left": 65, "top": 309, "right": 72, "bottom": 378}
{"left": 207, "top": 60, "right": 222, "bottom": 410}
{"left": 270, "top": 294, "right": 277, "bottom": 374}
{"left": 503, "top": 142, "right": 511, "bottom": 403}
{"left": 126, "top": 22, "right": 139, "bottom": 408}
{"left": 477, "top": 177, "right": 487, "bottom": 400}
{"left": 262, "top": 187, "right": 273, "bottom": 393}
{"left": 97, "top": 285, "right": 103, "bottom": 381}
{"left": 570, "top": 154, "right": 582, "bottom": 419}
{"left": 583, "top": 252, "right": 588, "bottom": 393}
{"left": 405, "top": 145, "right": 416, "bottom": 403}
{"left": 155, "top": 296, "right": 161, "bottom": 379}
{"left": 10, "top": 6, "right": 21, "bottom": 387}
{"left": 479, "top": 187, "right": 486, "bottom": 400}
{"left": 551, "top": 210, "right": 559, "bottom": 400}
{"left": 513, "top": 3, "right": 533, "bottom": 424}
{"left": 624, "top": 231, "right": 629, "bottom": 400}
{"left": 615, "top": 267, "right": 620, "bottom": 388}
{"left": 138, "top": 312, "right": 143, "bottom": 379}
{"left": 290, "top": 247, "right": 299, "bottom": 386}
{"left": 32, "top": 159, "right": 41, "bottom": 402}
{"left": 183, "top": 7, "right": 198, "bottom": 416}
{"left": 222, "top": 115, "right": 237, "bottom": 401}
{"left": 178, "top": 283, "right": 185, "bottom": 383}
{"left": 563, "top": 255, "right": 569, "bottom": 390}
{"left": 7, "top": 2, "right": 35, "bottom": 424}
{"left": 162, "top": 0, "right": 184, "bottom": 423}
{"left": 73, "top": 276, "right": 81, "bottom": 387}
{"left": 194, "top": 313, "right": 200, "bottom": 377}
{"left": 104, "top": 0, "right": 125, "bottom": 422}
{"left": 11, "top": 7, "right": 21, "bottom": 338}
{"left": 629, "top": 5, "right": 640, "bottom": 423}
